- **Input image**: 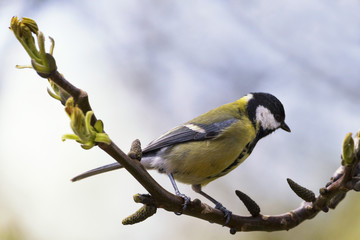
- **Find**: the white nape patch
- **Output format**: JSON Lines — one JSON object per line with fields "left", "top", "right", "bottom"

{"left": 244, "top": 93, "right": 253, "bottom": 101}
{"left": 141, "top": 147, "right": 168, "bottom": 171}
{"left": 255, "top": 105, "right": 281, "bottom": 130}
{"left": 184, "top": 123, "right": 206, "bottom": 133}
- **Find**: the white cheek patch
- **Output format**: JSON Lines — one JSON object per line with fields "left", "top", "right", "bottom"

{"left": 244, "top": 93, "right": 254, "bottom": 101}
{"left": 255, "top": 105, "right": 281, "bottom": 130}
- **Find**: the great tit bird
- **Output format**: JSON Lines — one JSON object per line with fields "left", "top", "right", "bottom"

{"left": 72, "top": 92, "right": 290, "bottom": 224}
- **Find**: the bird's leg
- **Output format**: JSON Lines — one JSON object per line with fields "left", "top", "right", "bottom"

{"left": 192, "top": 184, "right": 232, "bottom": 225}
{"left": 168, "top": 173, "right": 191, "bottom": 215}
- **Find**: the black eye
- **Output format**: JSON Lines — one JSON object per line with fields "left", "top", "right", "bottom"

{"left": 274, "top": 114, "right": 282, "bottom": 122}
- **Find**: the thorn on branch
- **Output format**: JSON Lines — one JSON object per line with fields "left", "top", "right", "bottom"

{"left": 287, "top": 178, "right": 316, "bottom": 202}
{"left": 235, "top": 190, "right": 261, "bottom": 217}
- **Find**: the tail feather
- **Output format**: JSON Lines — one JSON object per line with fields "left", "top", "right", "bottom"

{"left": 71, "top": 162, "right": 123, "bottom": 182}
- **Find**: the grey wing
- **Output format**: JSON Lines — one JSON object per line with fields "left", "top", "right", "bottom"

{"left": 143, "top": 118, "right": 238, "bottom": 153}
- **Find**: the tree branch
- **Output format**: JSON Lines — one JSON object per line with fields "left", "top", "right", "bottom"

{"left": 9, "top": 16, "right": 360, "bottom": 234}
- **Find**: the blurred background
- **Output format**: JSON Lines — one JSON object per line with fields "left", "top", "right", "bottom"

{"left": 1, "top": 0, "right": 360, "bottom": 239}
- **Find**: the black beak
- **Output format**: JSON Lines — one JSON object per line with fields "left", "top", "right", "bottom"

{"left": 280, "top": 122, "right": 291, "bottom": 132}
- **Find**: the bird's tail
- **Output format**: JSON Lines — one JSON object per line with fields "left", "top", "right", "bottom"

{"left": 71, "top": 162, "right": 123, "bottom": 182}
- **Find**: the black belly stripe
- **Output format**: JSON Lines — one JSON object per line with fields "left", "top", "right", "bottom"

{"left": 206, "top": 131, "right": 262, "bottom": 180}
{"left": 222, "top": 152, "right": 245, "bottom": 173}
{"left": 206, "top": 145, "right": 250, "bottom": 180}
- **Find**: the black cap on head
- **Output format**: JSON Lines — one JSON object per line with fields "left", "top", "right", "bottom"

{"left": 246, "top": 92, "right": 290, "bottom": 135}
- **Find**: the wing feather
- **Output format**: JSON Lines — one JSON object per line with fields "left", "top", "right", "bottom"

{"left": 143, "top": 118, "right": 238, "bottom": 153}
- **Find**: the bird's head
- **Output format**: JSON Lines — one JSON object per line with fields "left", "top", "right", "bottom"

{"left": 246, "top": 92, "right": 290, "bottom": 138}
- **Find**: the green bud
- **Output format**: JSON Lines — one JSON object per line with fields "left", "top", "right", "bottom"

{"left": 47, "top": 79, "right": 71, "bottom": 105}
{"left": 10, "top": 16, "right": 57, "bottom": 78}
{"left": 70, "top": 106, "right": 90, "bottom": 142}
{"left": 31, "top": 53, "right": 57, "bottom": 78}
{"left": 342, "top": 132, "right": 354, "bottom": 166}
{"left": 20, "top": 17, "right": 39, "bottom": 34}
{"left": 94, "top": 119, "right": 104, "bottom": 133}
{"left": 62, "top": 98, "right": 111, "bottom": 149}
{"left": 10, "top": 16, "right": 41, "bottom": 61}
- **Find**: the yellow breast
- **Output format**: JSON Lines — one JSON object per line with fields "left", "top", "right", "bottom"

{"left": 165, "top": 118, "right": 256, "bottom": 185}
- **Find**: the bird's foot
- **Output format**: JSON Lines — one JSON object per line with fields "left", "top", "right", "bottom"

{"left": 174, "top": 193, "right": 191, "bottom": 215}
{"left": 215, "top": 202, "right": 232, "bottom": 225}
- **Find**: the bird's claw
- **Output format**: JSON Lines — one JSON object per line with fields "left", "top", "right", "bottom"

{"left": 174, "top": 193, "right": 191, "bottom": 215}
{"left": 215, "top": 203, "right": 232, "bottom": 225}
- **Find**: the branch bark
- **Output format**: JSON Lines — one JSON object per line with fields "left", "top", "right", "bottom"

{"left": 45, "top": 68, "right": 360, "bottom": 234}
{"left": 10, "top": 16, "right": 360, "bottom": 234}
